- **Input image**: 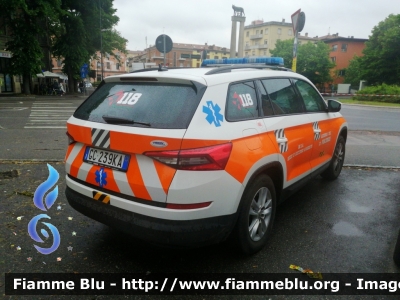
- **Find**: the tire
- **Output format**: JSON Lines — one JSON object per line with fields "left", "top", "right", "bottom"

{"left": 393, "top": 228, "right": 400, "bottom": 267}
{"left": 321, "top": 135, "right": 345, "bottom": 180}
{"left": 235, "top": 175, "right": 277, "bottom": 255}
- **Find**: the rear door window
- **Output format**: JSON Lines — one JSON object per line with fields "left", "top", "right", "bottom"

{"left": 74, "top": 82, "right": 203, "bottom": 129}
{"left": 226, "top": 81, "right": 259, "bottom": 121}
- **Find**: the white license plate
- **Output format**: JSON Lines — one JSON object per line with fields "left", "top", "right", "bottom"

{"left": 83, "top": 147, "right": 130, "bottom": 171}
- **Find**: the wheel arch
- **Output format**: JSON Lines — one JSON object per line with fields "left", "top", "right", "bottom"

{"left": 244, "top": 161, "right": 284, "bottom": 204}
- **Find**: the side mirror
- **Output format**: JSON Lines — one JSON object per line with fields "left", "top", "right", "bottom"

{"left": 327, "top": 99, "right": 341, "bottom": 112}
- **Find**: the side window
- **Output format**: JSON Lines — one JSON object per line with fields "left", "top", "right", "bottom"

{"left": 261, "top": 78, "right": 303, "bottom": 115}
{"left": 226, "top": 81, "right": 258, "bottom": 121}
{"left": 255, "top": 80, "right": 273, "bottom": 117}
{"left": 293, "top": 79, "right": 327, "bottom": 112}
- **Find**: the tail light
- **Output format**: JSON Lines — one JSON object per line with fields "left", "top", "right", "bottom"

{"left": 144, "top": 143, "right": 232, "bottom": 171}
{"left": 66, "top": 132, "right": 76, "bottom": 145}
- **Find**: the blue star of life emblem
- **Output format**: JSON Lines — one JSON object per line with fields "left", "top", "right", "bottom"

{"left": 202, "top": 100, "right": 223, "bottom": 127}
{"left": 95, "top": 167, "right": 107, "bottom": 188}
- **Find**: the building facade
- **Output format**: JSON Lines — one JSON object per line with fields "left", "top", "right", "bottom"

{"left": 0, "top": 16, "right": 20, "bottom": 93}
{"left": 320, "top": 34, "right": 367, "bottom": 84}
{"left": 52, "top": 49, "right": 129, "bottom": 83}
{"left": 143, "top": 43, "right": 230, "bottom": 68}
{"left": 243, "top": 19, "right": 294, "bottom": 57}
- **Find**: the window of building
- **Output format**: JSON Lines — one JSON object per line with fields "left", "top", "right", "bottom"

{"left": 252, "top": 51, "right": 255, "bottom": 56}
{"left": 277, "top": 28, "right": 281, "bottom": 35}
{"left": 331, "top": 44, "right": 338, "bottom": 51}
{"left": 116, "top": 63, "right": 120, "bottom": 70}
{"left": 341, "top": 44, "right": 348, "bottom": 52}
{"left": 256, "top": 30, "right": 259, "bottom": 35}
{"left": 263, "top": 50, "right": 267, "bottom": 55}
{"left": 246, "top": 31, "right": 249, "bottom": 37}
{"left": 264, "top": 39, "right": 268, "bottom": 45}
{"left": 214, "top": 56, "right": 219, "bottom": 59}
{"left": 338, "top": 69, "right": 346, "bottom": 76}
{"left": 57, "top": 60, "right": 62, "bottom": 67}
{"left": 288, "top": 29, "right": 292, "bottom": 36}
{"left": 260, "top": 30, "right": 263, "bottom": 34}
{"left": 265, "top": 28, "right": 268, "bottom": 34}
{"left": 331, "top": 57, "right": 336, "bottom": 62}
{"left": 106, "top": 62, "right": 110, "bottom": 69}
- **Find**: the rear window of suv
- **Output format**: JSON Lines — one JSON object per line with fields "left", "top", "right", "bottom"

{"left": 74, "top": 82, "right": 203, "bottom": 129}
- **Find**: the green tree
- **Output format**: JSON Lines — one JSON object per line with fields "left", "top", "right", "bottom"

{"left": 52, "top": 0, "right": 127, "bottom": 92}
{"left": 270, "top": 39, "right": 335, "bottom": 85}
{"left": 0, "top": 0, "right": 61, "bottom": 94}
{"left": 359, "top": 14, "right": 400, "bottom": 85}
{"left": 344, "top": 55, "right": 363, "bottom": 87}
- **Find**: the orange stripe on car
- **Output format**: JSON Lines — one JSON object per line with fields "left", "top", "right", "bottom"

{"left": 126, "top": 155, "right": 152, "bottom": 201}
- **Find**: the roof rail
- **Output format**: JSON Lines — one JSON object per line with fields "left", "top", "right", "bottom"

{"left": 204, "top": 64, "right": 292, "bottom": 75}
{"left": 129, "top": 66, "right": 196, "bottom": 73}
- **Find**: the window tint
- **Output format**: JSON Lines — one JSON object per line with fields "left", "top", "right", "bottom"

{"left": 74, "top": 82, "right": 201, "bottom": 129}
{"left": 226, "top": 81, "right": 259, "bottom": 121}
{"left": 261, "top": 78, "right": 303, "bottom": 115}
{"left": 293, "top": 79, "right": 327, "bottom": 112}
{"left": 255, "top": 80, "right": 273, "bottom": 117}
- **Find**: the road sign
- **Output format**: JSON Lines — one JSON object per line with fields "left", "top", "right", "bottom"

{"left": 80, "top": 63, "right": 88, "bottom": 79}
{"left": 155, "top": 34, "right": 173, "bottom": 53}
{"left": 291, "top": 10, "right": 305, "bottom": 33}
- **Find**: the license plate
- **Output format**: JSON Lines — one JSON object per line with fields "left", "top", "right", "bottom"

{"left": 84, "top": 147, "right": 130, "bottom": 171}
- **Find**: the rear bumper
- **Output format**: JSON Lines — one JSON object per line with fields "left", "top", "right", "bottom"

{"left": 65, "top": 186, "right": 237, "bottom": 247}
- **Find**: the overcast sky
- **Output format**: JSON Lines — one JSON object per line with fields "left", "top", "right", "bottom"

{"left": 113, "top": 0, "right": 400, "bottom": 51}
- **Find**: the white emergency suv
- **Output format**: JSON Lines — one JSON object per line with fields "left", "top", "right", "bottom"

{"left": 65, "top": 58, "right": 347, "bottom": 254}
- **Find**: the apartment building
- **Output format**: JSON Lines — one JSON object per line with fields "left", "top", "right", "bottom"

{"left": 320, "top": 34, "right": 367, "bottom": 84}
{"left": 243, "top": 19, "right": 321, "bottom": 57}
{"left": 52, "top": 49, "right": 129, "bottom": 82}
{"left": 144, "top": 43, "right": 230, "bottom": 68}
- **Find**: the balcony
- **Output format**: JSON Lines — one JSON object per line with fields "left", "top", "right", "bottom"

{"left": 245, "top": 44, "right": 268, "bottom": 50}
{"left": 250, "top": 34, "right": 263, "bottom": 40}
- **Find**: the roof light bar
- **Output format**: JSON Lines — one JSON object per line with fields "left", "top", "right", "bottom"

{"left": 201, "top": 57, "right": 284, "bottom": 67}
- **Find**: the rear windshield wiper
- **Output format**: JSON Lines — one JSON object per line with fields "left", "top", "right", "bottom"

{"left": 102, "top": 115, "right": 151, "bottom": 127}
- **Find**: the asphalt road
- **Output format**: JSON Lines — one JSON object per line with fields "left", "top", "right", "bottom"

{"left": 1, "top": 97, "right": 400, "bottom": 299}
{"left": 1, "top": 163, "right": 399, "bottom": 299}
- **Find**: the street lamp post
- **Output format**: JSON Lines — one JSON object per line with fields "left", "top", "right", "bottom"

{"left": 99, "top": 0, "right": 103, "bottom": 81}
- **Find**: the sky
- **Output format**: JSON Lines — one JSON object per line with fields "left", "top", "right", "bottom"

{"left": 113, "top": 0, "right": 400, "bottom": 51}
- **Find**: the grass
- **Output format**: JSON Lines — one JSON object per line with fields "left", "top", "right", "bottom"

{"left": 335, "top": 98, "right": 400, "bottom": 108}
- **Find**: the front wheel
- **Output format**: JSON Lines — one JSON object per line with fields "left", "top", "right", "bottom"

{"left": 321, "top": 135, "right": 346, "bottom": 180}
{"left": 235, "top": 175, "right": 277, "bottom": 255}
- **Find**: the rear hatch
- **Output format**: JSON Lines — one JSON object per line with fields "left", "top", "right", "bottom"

{"left": 65, "top": 76, "right": 206, "bottom": 203}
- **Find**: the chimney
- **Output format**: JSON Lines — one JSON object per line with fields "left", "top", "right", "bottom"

{"left": 282, "top": 18, "right": 285, "bottom": 23}
{"left": 305, "top": 32, "right": 308, "bottom": 37}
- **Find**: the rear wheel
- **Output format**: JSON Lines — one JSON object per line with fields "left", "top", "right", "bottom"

{"left": 235, "top": 175, "right": 276, "bottom": 255}
{"left": 321, "top": 135, "right": 345, "bottom": 180}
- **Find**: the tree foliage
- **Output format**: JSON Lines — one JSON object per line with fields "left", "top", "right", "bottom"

{"left": 0, "top": 0, "right": 127, "bottom": 94}
{"left": 0, "top": 0, "right": 62, "bottom": 94}
{"left": 270, "top": 39, "right": 335, "bottom": 85}
{"left": 345, "top": 14, "right": 400, "bottom": 86}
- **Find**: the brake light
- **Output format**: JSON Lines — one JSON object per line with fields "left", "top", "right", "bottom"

{"left": 66, "top": 132, "right": 76, "bottom": 145}
{"left": 144, "top": 143, "right": 232, "bottom": 170}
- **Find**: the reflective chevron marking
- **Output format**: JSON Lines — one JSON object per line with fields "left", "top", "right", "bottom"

{"left": 92, "top": 191, "right": 110, "bottom": 204}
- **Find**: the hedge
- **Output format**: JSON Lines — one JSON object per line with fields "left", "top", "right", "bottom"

{"left": 353, "top": 84, "right": 400, "bottom": 103}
